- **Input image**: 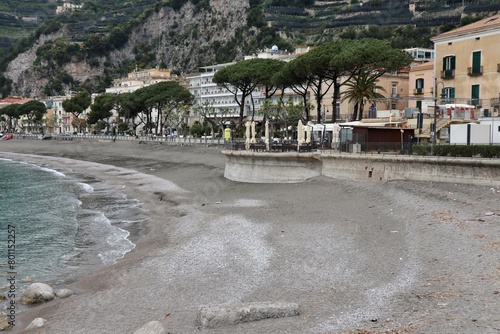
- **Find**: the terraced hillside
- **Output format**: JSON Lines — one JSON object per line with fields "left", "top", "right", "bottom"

{"left": 0, "top": 0, "right": 56, "bottom": 51}
{"left": 2, "top": 0, "right": 500, "bottom": 98}
{"left": 0, "top": 0, "right": 168, "bottom": 52}
{"left": 265, "top": 0, "right": 500, "bottom": 33}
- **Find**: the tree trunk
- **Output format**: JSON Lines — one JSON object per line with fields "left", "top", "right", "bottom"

{"left": 352, "top": 102, "right": 359, "bottom": 121}
{"left": 332, "top": 80, "right": 339, "bottom": 123}
{"left": 157, "top": 108, "right": 163, "bottom": 135}
{"left": 358, "top": 101, "right": 365, "bottom": 121}
{"left": 250, "top": 92, "right": 255, "bottom": 122}
{"left": 316, "top": 85, "right": 322, "bottom": 123}
{"left": 302, "top": 95, "right": 309, "bottom": 121}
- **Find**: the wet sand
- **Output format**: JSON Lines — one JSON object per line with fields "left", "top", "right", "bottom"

{"left": 1, "top": 139, "right": 499, "bottom": 334}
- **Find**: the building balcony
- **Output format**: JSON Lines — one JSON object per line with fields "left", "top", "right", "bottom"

{"left": 468, "top": 98, "right": 481, "bottom": 106}
{"left": 440, "top": 69, "right": 455, "bottom": 79}
{"left": 413, "top": 88, "right": 423, "bottom": 95}
{"left": 490, "top": 95, "right": 500, "bottom": 107}
{"left": 467, "top": 66, "right": 483, "bottom": 76}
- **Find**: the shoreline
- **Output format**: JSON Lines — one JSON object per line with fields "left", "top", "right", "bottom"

{"left": 1, "top": 140, "right": 499, "bottom": 334}
{"left": 0, "top": 148, "right": 192, "bottom": 333}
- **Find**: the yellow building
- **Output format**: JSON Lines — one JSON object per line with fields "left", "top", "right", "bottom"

{"left": 106, "top": 67, "right": 173, "bottom": 94}
{"left": 431, "top": 14, "right": 500, "bottom": 116}
{"left": 408, "top": 61, "right": 434, "bottom": 113}
{"left": 320, "top": 70, "right": 409, "bottom": 122}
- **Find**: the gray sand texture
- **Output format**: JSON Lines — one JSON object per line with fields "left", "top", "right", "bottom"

{"left": 0, "top": 140, "right": 499, "bottom": 334}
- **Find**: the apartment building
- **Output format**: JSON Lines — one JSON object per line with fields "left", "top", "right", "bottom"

{"left": 408, "top": 61, "right": 434, "bottom": 114}
{"left": 184, "top": 46, "right": 308, "bottom": 128}
{"left": 431, "top": 14, "right": 500, "bottom": 116}
{"left": 106, "top": 67, "right": 173, "bottom": 94}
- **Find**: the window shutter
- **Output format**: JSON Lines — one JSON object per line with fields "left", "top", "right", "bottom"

{"left": 472, "top": 51, "right": 481, "bottom": 72}
{"left": 471, "top": 85, "right": 479, "bottom": 99}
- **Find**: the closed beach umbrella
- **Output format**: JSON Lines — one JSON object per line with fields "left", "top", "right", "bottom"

{"left": 265, "top": 120, "right": 270, "bottom": 151}
{"left": 297, "top": 120, "right": 304, "bottom": 145}
{"left": 245, "top": 121, "right": 250, "bottom": 150}
{"left": 245, "top": 121, "right": 251, "bottom": 143}
{"left": 251, "top": 121, "right": 256, "bottom": 143}
{"left": 306, "top": 124, "right": 311, "bottom": 144}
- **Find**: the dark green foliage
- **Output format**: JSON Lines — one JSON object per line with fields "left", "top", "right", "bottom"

{"left": 109, "top": 26, "right": 129, "bottom": 50}
{"left": 460, "top": 15, "right": 485, "bottom": 26}
{"left": 17, "top": 100, "right": 47, "bottom": 126}
{"left": 189, "top": 120, "right": 205, "bottom": 137}
{"left": 0, "top": 75, "right": 13, "bottom": 98}
{"left": 413, "top": 145, "right": 500, "bottom": 158}
{"left": 214, "top": 58, "right": 285, "bottom": 125}
{"left": 42, "top": 78, "right": 64, "bottom": 97}
{"left": 339, "top": 25, "right": 433, "bottom": 49}
{"left": 62, "top": 90, "right": 92, "bottom": 117}
{"left": 247, "top": 7, "right": 266, "bottom": 28}
{"left": 35, "top": 38, "right": 82, "bottom": 67}
{"left": 87, "top": 94, "right": 115, "bottom": 125}
{"left": 244, "top": 27, "right": 294, "bottom": 55}
{"left": 171, "top": 0, "right": 188, "bottom": 11}
{"left": 35, "top": 20, "right": 62, "bottom": 39}
{"left": 268, "top": 0, "right": 315, "bottom": 6}
{"left": 41, "top": 70, "right": 75, "bottom": 97}
{"left": 0, "top": 103, "right": 18, "bottom": 131}
{"left": 134, "top": 81, "right": 193, "bottom": 134}
{"left": 133, "top": 42, "right": 156, "bottom": 69}
{"left": 77, "top": 74, "right": 113, "bottom": 95}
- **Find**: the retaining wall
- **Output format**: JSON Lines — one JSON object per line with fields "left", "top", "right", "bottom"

{"left": 222, "top": 150, "right": 500, "bottom": 186}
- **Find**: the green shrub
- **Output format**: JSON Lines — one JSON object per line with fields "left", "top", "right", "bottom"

{"left": 413, "top": 145, "right": 500, "bottom": 158}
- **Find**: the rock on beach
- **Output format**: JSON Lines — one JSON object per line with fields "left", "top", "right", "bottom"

{"left": 20, "top": 283, "right": 55, "bottom": 305}
{"left": 54, "top": 288, "right": 73, "bottom": 298}
{"left": 25, "top": 317, "right": 46, "bottom": 329}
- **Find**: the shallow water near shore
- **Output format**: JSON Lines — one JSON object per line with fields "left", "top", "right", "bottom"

{"left": 0, "top": 158, "right": 145, "bottom": 296}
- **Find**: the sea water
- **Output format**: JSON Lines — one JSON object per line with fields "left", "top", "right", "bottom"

{"left": 0, "top": 158, "right": 143, "bottom": 293}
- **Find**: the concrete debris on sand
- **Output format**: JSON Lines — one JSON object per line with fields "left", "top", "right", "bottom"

{"left": 133, "top": 320, "right": 166, "bottom": 334}
{"left": 197, "top": 302, "right": 301, "bottom": 328}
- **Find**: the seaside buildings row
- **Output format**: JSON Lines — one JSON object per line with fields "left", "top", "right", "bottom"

{"left": 1, "top": 14, "right": 500, "bottom": 144}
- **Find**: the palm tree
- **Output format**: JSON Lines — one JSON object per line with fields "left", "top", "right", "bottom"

{"left": 342, "top": 70, "right": 386, "bottom": 121}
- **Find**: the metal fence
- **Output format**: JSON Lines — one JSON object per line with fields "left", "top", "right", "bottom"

{"left": 9, "top": 133, "right": 452, "bottom": 156}
{"left": 13, "top": 133, "right": 227, "bottom": 146}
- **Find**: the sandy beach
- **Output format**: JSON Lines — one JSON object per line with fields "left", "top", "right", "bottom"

{"left": 0, "top": 139, "right": 499, "bottom": 334}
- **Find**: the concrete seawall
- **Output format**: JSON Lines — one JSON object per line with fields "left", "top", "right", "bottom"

{"left": 222, "top": 150, "right": 500, "bottom": 186}
{"left": 223, "top": 150, "right": 322, "bottom": 183}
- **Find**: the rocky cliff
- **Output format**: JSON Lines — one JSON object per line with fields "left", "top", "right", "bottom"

{"left": 5, "top": 0, "right": 250, "bottom": 97}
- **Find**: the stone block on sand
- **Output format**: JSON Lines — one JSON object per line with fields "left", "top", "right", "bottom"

{"left": 197, "top": 302, "right": 301, "bottom": 329}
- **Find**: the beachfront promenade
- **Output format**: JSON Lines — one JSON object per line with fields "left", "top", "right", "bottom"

{"left": 11, "top": 133, "right": 500, "bottom": 187}
{"left": 1, "top": 137, "right": 499, "bottom": 334}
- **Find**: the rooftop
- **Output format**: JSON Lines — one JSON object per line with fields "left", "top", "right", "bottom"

{"left": 410, "top": 61, "right": 434, "bottom": 72}
{"left": 432, "top": 14, "right": 500, "bottom": 41}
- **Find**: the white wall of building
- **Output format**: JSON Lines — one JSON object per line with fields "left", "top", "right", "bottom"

{"left": 450, "top": 123, "right": 491, "bottom": 145}
{"left": 479, "top": 117, "right": 500, "bottom": 144}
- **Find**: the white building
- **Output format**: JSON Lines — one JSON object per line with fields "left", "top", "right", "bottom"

{"left": 184, "top": 46, "right": 310, "bottom": 128}
{"left": 56, "top": 2, "right": 83, "bottom": 15}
